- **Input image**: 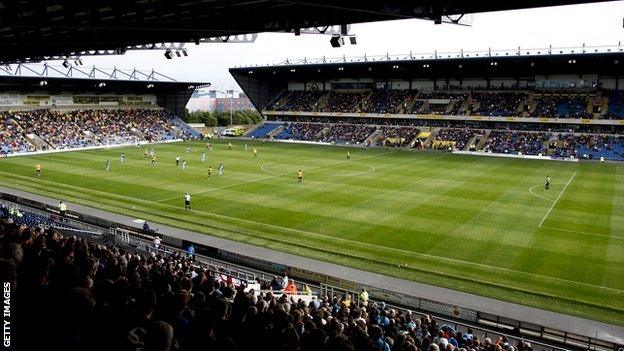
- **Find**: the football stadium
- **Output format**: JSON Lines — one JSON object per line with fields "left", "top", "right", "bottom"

{"left": 0, "top": 1, "right": 623, "bottom": 351}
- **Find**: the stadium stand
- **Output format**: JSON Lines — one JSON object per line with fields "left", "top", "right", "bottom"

{"left": 359, "top": 90, "right": 413, "bottom": 114}
{"left": 432, "top": 129, "right": 479, "bottom": 151}
{"left": 482, "top": 131, "right": 551, "bottom": 155}
{"left": 0, "top": 113, "right": 35, "bottom": 154}
{"left": 321, "top": 91, "right": 369, "bottom": 113}
{"left": 262, "top": 89, "right": 598, "bottom": 119}
{"left": 376, "top": 126, "right": 420, "bottom": 147}
{"left": 471, "top": 92, "right": 526, "bottom": 117}
{"left": 276, "top": 122, "right": 327, "bottom": 141}
{"left": 0, "top": 108, "right": 193, "bottom": 154}
{"left": 605, "top": 90, "right": 624, "bottom": 119}
{"left": 272, "top": 90, "right": 325, "bottom": 112}
{"left": 528, "top": 94, "right": 592, "bottom": 119}
{"left": 248, "top": 122, "right": 281, "bottom": 138}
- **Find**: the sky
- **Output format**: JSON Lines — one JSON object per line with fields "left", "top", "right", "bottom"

{"left": 71, "top": 1, "right": 624, "bottom": 91}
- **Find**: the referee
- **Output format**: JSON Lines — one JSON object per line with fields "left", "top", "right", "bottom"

{"left": 184, "top": 192, "right": 191, "bottom": 211}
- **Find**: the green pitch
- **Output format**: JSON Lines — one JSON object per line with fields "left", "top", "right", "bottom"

{"left": 0, "top": 139, "right": 623, "bottom": 325}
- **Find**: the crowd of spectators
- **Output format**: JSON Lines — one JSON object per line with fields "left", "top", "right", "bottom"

{"left": 528, "top": 95, "right": 591, "bottom": 119}
{"left": 410, "top": 101, "right": 425, "bottom": 114}
{"left": 274, "top": 91, "right": 326, "bottom": 112}
{"left": 265, "top": 89, "right": 613, "bottom": 121}
{"left": 471, "top": 93, "right": 526, "bottom": 117}
{"left": 553, "top": 134, "right": 624, "bottom": 160}
{"left": 1, "top": 206, "right": 538, "bottom": 351}
{"left": 318, "top": 124, "right": 377, "bottom": 145}
{"left": 432, "top": 129, "right": 477, "bottom": 151}
{"left": 377, "top": 127, "right": 420, "bottom": 147}
{"left": 3, "top": 108, "right": 189, "bottom": 152}
{"left": 277, "top": 122, "right": 328, "bottom": 141}
{"left": 321, "top": 91, "right": 369, "bottom": 113}
{"left": 604, "top": 90, "right": 624, "bottom": 119}
{"left": 482, "top": 131, "right": 551, "bottom": 155}
{"left": 0, "top": 112, "right": 36, "bottom": 154}
{"left": 359, "top": 90, "right": 413, "bottom": 114}
{"left": 421, "top": 102, "right": 450, "bottom": 115}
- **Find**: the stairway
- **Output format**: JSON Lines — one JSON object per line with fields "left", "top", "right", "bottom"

{"left": 10, "top": 118, "right": 47, "bottom": 151}
{"left": 420, "top": 127, "right": 439, "bottom": 148}
{"left": 365, "top": 128, "right": 383, "bottom": 146}
{"left": 475, "top": 130, "right": 491, "bottom": 151}
{"left": 463, "top": 135, "right": 479, "bottom": 151}
{"left": 313, "top": 94, "right": 330, "bottom": 112}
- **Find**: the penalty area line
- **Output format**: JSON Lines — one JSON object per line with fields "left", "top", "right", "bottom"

{"left": 537, "top": 172, "right": 576, "bottom": 228}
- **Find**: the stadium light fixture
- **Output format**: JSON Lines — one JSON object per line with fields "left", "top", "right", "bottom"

{"left": 62, "top": 59, "right": 70, "bottom": 68}
{"left": 182, "top": 49, "right": 188, "bottom": 57}
{"left": 392, "top": 65, "right": 399, "bottom": 69}
{"left": 146, "top": 84, "right": 155, "bottom": 89}
{"left": 39, "top": 80, "right": 47, "bottom": 86}
{"left": 175, "top": 50, "right": 182, "bottom": 57}
{"left": 330, "top": 35, "right": 343, "bottom": 48}
{"left": 164, "top": 50, "right": 173, "bottom": 59}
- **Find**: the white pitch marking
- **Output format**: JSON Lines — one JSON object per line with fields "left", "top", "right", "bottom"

{"left": 155, "top": 151, "right": 392, "bottom": 203}
{"left": 540, "top": 226, "right": 624, "bottom": 241}
{"left": 538, "top": 172, "right": 577, "bottom": 228}
{"left": 529, "top": 185, "right": 555, "bottom": 202}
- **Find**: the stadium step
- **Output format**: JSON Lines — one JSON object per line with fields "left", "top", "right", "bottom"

{"left": 421, "top": 127, "right": 440, "bottom": 148}
{"left": 464, "top": 135, "right": 479, "bottom": 151}
{"left": 403, "top": 93, "right": 421, "bottom": 113}
{"left": 365, "top": 128, "right": 383, "bottom": 146}
{"left": 313, "top": 94, "right": 330, "bottom": 111}
{"left": 475, "top": 130, "right": 491, "bottom": 150}
{"left": 24, "top": 133, "right": 46, "bottom": 150}
{"left": 264, "top": 89, "right": 289, "bottom": 110}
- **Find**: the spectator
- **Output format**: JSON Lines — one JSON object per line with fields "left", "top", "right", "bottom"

{"left": 186, "top": 243, "right": 195, "bottom": 260}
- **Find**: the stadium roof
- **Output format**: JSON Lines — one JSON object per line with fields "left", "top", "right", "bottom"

{"left": 0, "top": 0, "right": 616, "bottom": 63}
{"left": 230, "top": 49, "right": 624, "bottom": 110}
{"left": 0, "top": 71, "right": 208, "bottom": 115}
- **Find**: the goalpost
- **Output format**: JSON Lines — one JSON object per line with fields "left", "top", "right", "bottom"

{"left": 105, "top": 136, "right": 140, "bottom": 149}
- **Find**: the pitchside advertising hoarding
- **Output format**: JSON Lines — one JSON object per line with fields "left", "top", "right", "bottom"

{"left": 0, "top": 93, "right": 157, "bottom": 107}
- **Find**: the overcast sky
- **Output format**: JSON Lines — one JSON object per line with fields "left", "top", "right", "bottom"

{"left": 75, "top": 1, "right": 624, "bottom": 91}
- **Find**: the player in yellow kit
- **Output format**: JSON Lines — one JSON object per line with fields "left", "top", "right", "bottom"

{"left": 36, "top": 163, "right": 42, "bottom": 177}
{"left": 297, "top": 170, "right": 303, "bottom": 183}
{"left": 253, "top": 148, "right": 258, "bottom": 158}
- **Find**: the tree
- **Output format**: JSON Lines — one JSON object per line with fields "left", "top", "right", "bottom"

{"left": 179, "top": 108, "right": 191, "bottom": 122}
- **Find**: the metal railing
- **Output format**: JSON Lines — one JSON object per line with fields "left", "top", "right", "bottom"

{"left": 234, "top": 43, "right": 624, "bottom": 68}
